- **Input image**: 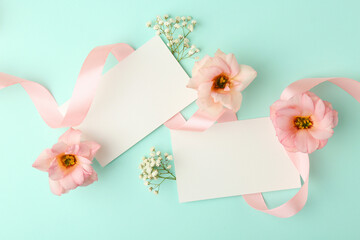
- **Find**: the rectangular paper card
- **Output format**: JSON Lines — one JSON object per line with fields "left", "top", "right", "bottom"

{"left": 170, "top": 117, "right": 301, "bottom": 203}
{"left": 74, "top": 36, "right": 197, "bottom": 166}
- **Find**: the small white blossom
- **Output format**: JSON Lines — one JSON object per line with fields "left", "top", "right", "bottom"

{"left": 153, "top": 25, "right": 160, "bottom": 30}
{"left": 178, "top": 34, "right": 183, "bottom": 39}
{"left": 159, "top": 20, "right": 164, "bottom": 25}
{"left": 191, "top": 45, "right": 196, "bottom": 49}
{"left": 188, "top": 24, "right": 194, "bottom": 32}
{"left": 167, "top": 165, "right": 172, "bottom": 169}
{"left": 181, "top": 21, "right": 187, "bottom": 27}
{"left": 184, "top": 38, "right": 189, "bottom": 43}
{"left": 156, "top": 30, "right": 161, "bottom": 35}
{"left": 146, "top": 21, "right": 152, "bottom": 27}
{"left": 139, "top": 174, "right": 143, "bottom": 179}
{"left": 149, "top": 187, "right": 153, "bottom": 191}
{"left": 195, "top": 48, "right": 200, "bottom": 53}
{"left": 187, "top": 16, "right": 192, "bottom": 21}
{"left": 169, "top": 18, "right": 174, "bottom": 23}
{"left": 175, "top": 16, "right": 181, "bottom": 22}
{"left": 150, "top": 152, "right": 156, "bottom": 157}
{"left": 167, "top": 155, "right": 173, "bottom": 160}
{"left": 174, "top": 23, "right": 180, "bottom": 29}
{"left": 152, "top": 170, "right": 158, "bottom": 177}
{"left": 154, "top": 190, "right": 159, "bottom": 195}
{"left": 164, "top": 14, "right": 169, "bottom": 19}
{"left": 174, "top": 39, "right": 179, "bottom": 44}
{"left": 156, "top": 151, "right": 161, "bottom": 156}
{"left": 151, "top": 146, "right": 155, "bottom": 151}
{"left": 156, "top": 159, "right": 161, "bottom": 167}
{"left": 191, "top": 20, "right": 197, "bottom": 25}
{"left": 188, "top": 50, "right": 195, "bottom": 56}
{"left": 164, "top": 153, "right": 169, "bottom": 157}
{"left": 184, "top": 43, "right": 190, "bottom": 48}
{"left": 142, "top": 156, "right": 146, "bottom": 161}
{"left": 167, "top": 42, "right": 172, "bottom": 47}
{"left": 164, "top": 21, "right": 170, "bottom": 27}
{"left": 144, "top": 181, "right": 150, "bottom": 186}
{"left": 181, "top": 16, "right": 186, "bottom": 21}
{"left": 165, "top": 28, "right": 170, "bottom": 33}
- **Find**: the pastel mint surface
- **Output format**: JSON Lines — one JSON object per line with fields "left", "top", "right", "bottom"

{"left": 1, "top": 0, "right": 360, "bottom": 239}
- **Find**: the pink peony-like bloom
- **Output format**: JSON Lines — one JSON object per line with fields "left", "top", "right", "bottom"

{"left": 32, "top": 128, "right": 100, "bottom": 196}
{"left": 270, "top": 91, "right": 338, "bottom": 153}
{"left": 187, "top": 49, "right": 257, "bottom": 116}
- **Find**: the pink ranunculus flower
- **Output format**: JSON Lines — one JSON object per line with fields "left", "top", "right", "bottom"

{"left": 270, "top": 91, "right": 338, "bottom": 153}
{"left": 187, "top": 49, "right": 257, "bottom": 116}
{"left": 32, "top": 128, "right": 100, "bottom": 196}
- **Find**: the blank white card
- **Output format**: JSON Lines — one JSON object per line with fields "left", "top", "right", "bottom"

{"left": 170, "top": 117, "right": 301, "bottom": 203}
{"left": 74, "top": 36, "right": 197, "bottom": 166}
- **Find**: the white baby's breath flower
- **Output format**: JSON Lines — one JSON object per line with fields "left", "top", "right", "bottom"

{"left": 154, "top": 190, "right": 159, "bottom": 195}
{"left": 156, "top": 151, "right": 161, "bottom": 156}
{"left": 181, "top": 16, "right": 186, "bottom": 21}
{"left": 174, "top": 23, "right": 180, "bottom": 29}
{"left": 164, "top": 21, "right": 170, "bottom": 27}
{"left": 144, "top": 181, "right": 150, "bottom": 186}
{"left": 187, "top": 16, "right": 192, "bottom": 21}
{"left": 164, "top": 153, "right": 169, "bottom": 157}
{"left": 153, "top": 25, "right": 160, "bottom": 30}
{"left": 184, "top": 43, "right": 190, "bottom": 48}
{"left": 167, "top": 165, "right": 172, "bottom": 169}
{"left": 195, "top": 48, "right": 200, "bottom": 53}
{"left": 146, "top": 21, "right": 152, "bottom": 27}
{"left": 191, "top": 20, "right": 197, "bottom": 25}
{"left": 188, "top": 24, "right": 194, "bottom": 32}
{"left": 167, "top": 155, "right": 173, "bottom": 160}
{"left": 174, "top": 39, "right": 179, "bottom": 44}
{"left": 150, "top": 152, "right": 156, "bottom": 157}
{"left": 188, "top": 50, "right": 195, "bottom": 56}
{"left": 165, "top": 28, "right": 170, "bottom": 33}
{"left": 184, "top": 38, "right": 189, "bottom": 43}
{"left": 156, "top": 30, "right": 161, "bottom": 35}
{"left": 149, "top": 187, "right": 153, "bottom": 191}
{"left": 169, "top": 18, "right": 174, "bottom": 23}
{"left": 139, "top": 174, "right": 143, "bottom": 179}
{"left": 156, "top": 159, "right": 161, "bottom": 167}
{"left": 191, "top": 45, "right": 196, "bottom": 49}
{"left": 152, "top": 170, "right": 158, "bottom": 177}
{"left": 178, "top": 34, "right": 183, "bottom": 39}
{"left": 150, "top": 160, "right": 155, "bottom": 167}
{"left": 142, "top": 156, "right": 146, "bottom": 161}
{"left": 158, "top": 20, "right": 164, "bottom": 25}
{"left": 175, "top": 16, "right": 181, "bottom": 22}
{"left": 164, "top": 14, "right": 169, "bottom": 19}
{"left": 167, "top": 42, "right": 172, "bottom": 47}
{"left": 181, "top": 21, "right": 187, "bottom": 27}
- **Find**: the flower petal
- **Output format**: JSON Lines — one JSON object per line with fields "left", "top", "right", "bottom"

{"left": 51, "top": 142, "right": 68, "bottom": 155}
{"left": 48, "top": 160, "right": 64, "bottom": 180}
{"left": 59, "top": 173, "right": 78, "bottom": 190}
{"left": 232, "top": 64, "right": 257, "bottom": 92}
{"left": 71, "top": 166, "right": 85, "bottom": 186}
{"left": 49, "top": 179, "right": 65, "bottom": 196}
{"left": 300, "top": 93, "right": 315, "bottom": 116}
{"left": 309, "top": 127, "right": 333, "bottom": 140}
{"left": 214, "top": 49, "right": 240, "bottom": 77}
{"left": 294, "top": 130, "right": 319, "bottom": 153}
{"left": 58, "top": 128, "right": 81, "bottom": 145}
{"left": 81, "top": 171, "right": 98, "bottom": 187}
{"left": 32, "top": 149, "right": 53, "bottom": 172}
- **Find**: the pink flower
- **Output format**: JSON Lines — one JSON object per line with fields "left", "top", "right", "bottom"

{"left": 32, "top": 128, "right": 100, "bottom": 196}
{"left": 270, "top": 91, "right": 338, "bottom": 153}
{"left": 187, "top": 49, "right": 257, "bottom": 116}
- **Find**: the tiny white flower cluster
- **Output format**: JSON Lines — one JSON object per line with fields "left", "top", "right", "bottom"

{"left": 139, "top": 147, "right": 175, "bottom": 195}
{"left": 146, "top": 14, "right": 200, "bottom": 62}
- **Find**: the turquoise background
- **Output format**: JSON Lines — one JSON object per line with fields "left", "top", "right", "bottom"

{"left": 1, "top": 0, "right": 360, "bottom": 239}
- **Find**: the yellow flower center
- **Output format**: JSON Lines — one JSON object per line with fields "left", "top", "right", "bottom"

{"left": 60, "top": 154, "right": 77, "bottom": 168}
{"left": 294, "top": 116, "right": 313, "bottom": 129}
{"left": 213, "top": 74, "right": 229, "bottom": 89}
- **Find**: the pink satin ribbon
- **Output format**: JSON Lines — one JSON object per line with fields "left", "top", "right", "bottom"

{"left": 165, "top": 77, "right": 360, "bottom": 218}
{"left": 0, "top": 43, "right": 134, "bottom": 128}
